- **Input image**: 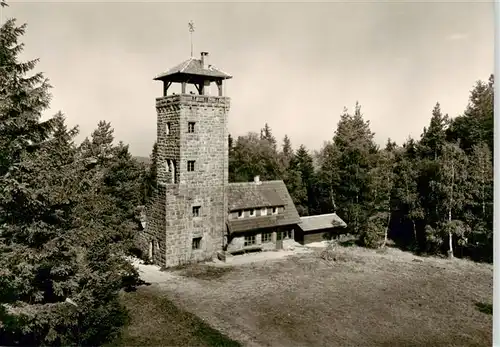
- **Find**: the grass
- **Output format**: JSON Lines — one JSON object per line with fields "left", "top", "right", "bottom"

{"left": 115, "top": 245, "right": 492, "bottom": 347}
{"left": 109, "top": 287, "right": 241, "bottom": 347}
{"left": 175, "top": 264, "right": 235, "bottom": 280}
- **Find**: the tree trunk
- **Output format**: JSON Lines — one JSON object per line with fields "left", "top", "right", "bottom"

{"left": 448, "top": 208, "right": 454, "bottom": 258}
{"left": 481, "top": 165, "right": 486, "bottom": 217}
{"left": 448, "top": 158, "right": 455, "bottom": 259}
{"left": 382, "top": 213, "right": 390, "bottom": 248}
{"left": 382, "top": 173, "right": 392, "bottom": 248}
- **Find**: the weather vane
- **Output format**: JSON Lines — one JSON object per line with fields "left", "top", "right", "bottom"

{"left": 188, "top": 20, "right": 195, "bottom": 57}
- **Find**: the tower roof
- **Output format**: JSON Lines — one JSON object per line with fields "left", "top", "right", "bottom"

{"left": 154, "top": 54, "right": 232, "bottom": 83}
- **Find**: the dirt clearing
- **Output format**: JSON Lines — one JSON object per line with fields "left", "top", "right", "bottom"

{"left": 122, "top": 245, "right": 492, "bottom": 347}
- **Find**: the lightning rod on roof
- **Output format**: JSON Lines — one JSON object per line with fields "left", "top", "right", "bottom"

{"left": 188, "top": 20, "right": 195, "bottom": 57}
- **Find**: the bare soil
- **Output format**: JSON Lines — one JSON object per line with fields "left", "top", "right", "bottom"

{"left": 120, "top": 245, "right": 492, "bottom": 347}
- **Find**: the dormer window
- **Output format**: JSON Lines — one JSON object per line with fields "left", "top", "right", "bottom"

{"left": 272, "top": 207, "right": 278, "bottom": 215}
{"left": 249, "top": 209, "right": 256, "bottom": 217}
{"left": 237, "top": 211, "right": 244, "bottom": 219}
{"left": 188, "top": 122, "right": 196, "bottom": 133}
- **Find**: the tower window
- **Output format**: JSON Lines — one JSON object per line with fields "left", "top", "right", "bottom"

{"left": 187, "top": 160, "right": 195, "bottom": 172}
{"left": 192, "top": 206, "right": 201, "bottom": 217}
{"left": 166, "top": 122, "right": 171, "bottom": 136}
{"left": 188, "top": 122, "right": 196, "bottom": 133}
{"left": 192, "top": 237, "right": 202, "bottom": 250}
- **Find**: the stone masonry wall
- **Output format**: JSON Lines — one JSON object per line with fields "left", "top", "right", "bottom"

{"left": 148, "top": 94, "right": 230, "bottom": 267}
{"left": 137, "top": 185, "right": 166, "bottom": 264}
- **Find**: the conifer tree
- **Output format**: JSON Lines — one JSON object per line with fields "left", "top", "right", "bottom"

{"left": 447, "top": 75, "right": 494, "bottom": 153}
{"left": 362, "top": 146, "right": 396, "bottom": 248}
{"left": 260, "top": 122, "right": 277, "bottom": 152}
{"left": 392, "top": 138, "right": 424, "bottom": 249}
{"left": 419, "top": 102, "right": 450, "bottom": 160}
{"left": 279, "top": 134, "right": 294, "bottom": 170}
{"left": 143, "top": 141, "right": 158, "bottom": 201}
{"left": 329, "top": 103, "right": 378, "bottom": 236}
{"left": 0, "top": 19, "right": 139, "bottom": 345}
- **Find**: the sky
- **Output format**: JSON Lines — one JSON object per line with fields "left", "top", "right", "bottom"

{"left": 8, "top": 1, "right": 494, "bottom": 156}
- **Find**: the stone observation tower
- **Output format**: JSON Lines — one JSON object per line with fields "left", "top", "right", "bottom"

{"left": 143, "top": 52, "right": 232, "bottom": 267}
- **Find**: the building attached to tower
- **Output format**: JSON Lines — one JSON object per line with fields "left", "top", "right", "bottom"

{"left": 138, "top": 52, "right": 347, "bottom": 268}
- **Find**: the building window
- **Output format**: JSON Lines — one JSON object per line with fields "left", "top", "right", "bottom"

{"left": 249, "top": 209, "right": 256, "bottom": 217}
{"left": 262, "top": 232, "right": 272, "bottom": 243}
{"left": 192, "top": 206, "right": 201, "bottom": 217}
{"left": 188, "top": 122, "right": 196, "bottom": 133}
{"left": 237, "top": 210, "right": 244, "bottom": 219}
{"left": 187, "top": 160, "right": 195, "bottom": 172}
{"left": 166, "top": 122, "right": 171, "bottom": 135}
{"left": 272, "top": 207, "right": 278, "bottom": 215}
{"left": 192, "top": 237, "right": 202, "bottom": 250}
{"left": 244, "top": 235, "right": 256, "bottom": 247}
{"left": 261, "top": 207, "right": 267, "bottom": 216}
{"left": 284, "top": 230, "right": 292, "bottom": 239}
{"left": 166, "top": 159, "right": 177, "bottom": 183}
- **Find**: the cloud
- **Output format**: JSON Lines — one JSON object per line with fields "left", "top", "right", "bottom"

{"left": 446, "top": 33, "right": 470, "bottom": 41}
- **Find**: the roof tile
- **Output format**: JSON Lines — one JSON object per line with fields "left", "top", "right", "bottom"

{"left": 226, "top": 180, "right": 300, "bottom": 233}
{"left": 154, "top": 57, "right": 232, "bottom": 81}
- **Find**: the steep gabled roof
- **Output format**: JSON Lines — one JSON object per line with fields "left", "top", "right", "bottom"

{"left": 298, "top": 213, "right": 347, "bottom": 232}
{"left": 227, "top": 181, "right": 284, "bottom": 211}
{"left": 226, "top": 180, "right": 301, "bottom": 233}
{"left": 154, "top": 57, "right": 232, "bottom": 81}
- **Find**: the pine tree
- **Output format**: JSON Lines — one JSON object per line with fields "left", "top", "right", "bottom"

{"left": 260, "top": 122, "right": 277, "bottom": 152}
{"left": 283, "top": 164, "right": 308, "bottom": 216}
{"left": 279, "top": 134, "right": 294, "bottom": 170}
{"left": 362, "top": 146, "right": 396, "bottom": 248}
{"left": 80, "top": 120, "right": 115, "bottom": 164}
{"left": 447, "top": 75, "right": 494, "bottom": 153}
{"left": 419, "top": 102, "right": 450, "bottom": 160}
{"left": 417, "top": 103, "right": 451, "bottom": 240}
{"left": 316, "top": 141, "right": 342, "bottom": 214}
{"left": 329, "top": 103, "right": 378, "bottom": 236}
{"left": 287, "top": 145, "right": 315, "bottom": 215}
{"left": 0, "top": 19, "right": 139, "bottom": 345}
{"left": 143, "top": 141, "right": 158, "bottom": 201}
{"left": 392, "top": 138, "right": 424, "bottom": 250}
{"left": 465, "top": 143, "right": 493, "bottom": 260}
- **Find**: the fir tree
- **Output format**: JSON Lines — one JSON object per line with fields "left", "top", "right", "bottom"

{"left": 0, "top": 19, "right": 140, "bottom": 345}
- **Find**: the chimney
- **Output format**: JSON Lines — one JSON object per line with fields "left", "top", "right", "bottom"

{"left": 254, "top": 175, "right": 260, "bottom": 184}
{"left": 201, "top": 51, "right": 209, "bottom": 69}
